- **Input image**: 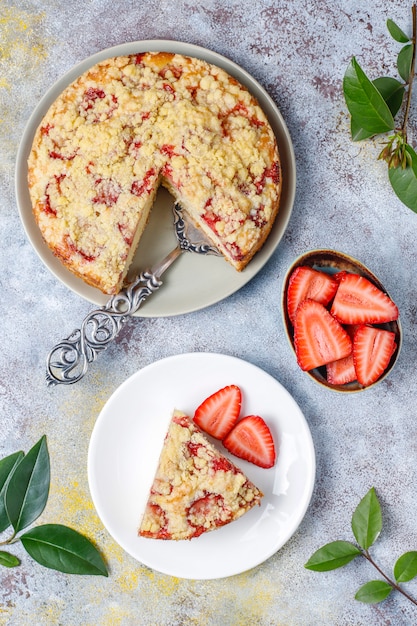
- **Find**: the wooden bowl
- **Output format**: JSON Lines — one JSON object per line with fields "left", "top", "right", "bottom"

{"left": 281, "top": 249, "right": 402, "bottom": 392}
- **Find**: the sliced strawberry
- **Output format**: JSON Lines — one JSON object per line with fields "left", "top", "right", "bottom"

{"left": 287, "top": 266, "right": 339, "bottom": 324}
{"left": 344, "top": 324, "right": 361, "bottom": 339}
{"left": 331, "top": 273, "right": 399, "bottom": 325}
{"left": 223, "top": 415, "right": 276, "bottom": 468}
{"left": 326, "top": 353, "right": 357, "bottom": 385}
{"left": 326, "top": 322, "right": 361, "bottom": 384}
{"left": 353, "top": 325, "right": 397, "bottom": 387}
{"left": 193, "top": 385, "right": 241, "bottom": 439}
{"left": 333, "top": 270, "right": 349, "bottom": 283}
{"left": 293, "top": 299, "right": 352, "bottom": 371}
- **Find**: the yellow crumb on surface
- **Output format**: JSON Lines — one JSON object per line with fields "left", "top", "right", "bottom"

{"left": 0, "top": 6, "right": 48, "bottom": 80}
{"left": 140, "top": 566, "right": 181, "bottom": 595}
{"left": 114, "top": 568, "right": 140, "bottom": 593}
{"left": 0, "top": 6, "right": 50, "bottom": 162}
{"left": 49, "top": 479, "right": 96, "bottom": 525}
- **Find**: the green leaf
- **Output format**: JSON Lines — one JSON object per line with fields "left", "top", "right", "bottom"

{"left": 343, "top": 57, "right": 395, "bottom": 136}
{"left": 304, "top": 540, "right": 361, "bottom": 571}
{"left": 355, "top": 580, "right": 393, "bottom": 604}
{"left": 0, "top": 550, "right": 20, "bottom": 568}
{"left": 5, "top": 436, "right": 50, "bottom": 533}
{"left": 373, "top": 77, "right": 405, "bottom": 116}
{"left": 21, "top": 524, "right": 108, "bottom": 576}
{"left": 387, "top": 18, "right": 410, "bottom": 43}
{"left": 398, "top": 44, "right": 414, "bottom": 82}
{"left": 0, "top": 451, "right": 24, "bottom": 533}
{"left": 350, "top": 77, "right": 405, "bottom": 141}
{"left": 351, "top": 487, "right": 382, "bottom": 550}
{"left": 350, "top": 117, "right": 374, "bottom": 142}
{"left": 389, "top": 144, "right": 417, "bottom": 212}
{"left": 394, "top": 551, "right": 417, "bottom": 583}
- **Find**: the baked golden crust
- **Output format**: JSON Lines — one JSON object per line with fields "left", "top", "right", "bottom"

{"left": 139, "top": 410, "right": 263, "bottom": 540}
{"left": 28, "top": 52, "right": 281, "bottom": 294}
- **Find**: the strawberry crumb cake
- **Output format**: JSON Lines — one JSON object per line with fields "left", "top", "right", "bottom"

{"left": 28, "top": 51, "right": 282, "bottom": 294}
{"left": 139, "top": 410, "right": 263, "bottom": 540}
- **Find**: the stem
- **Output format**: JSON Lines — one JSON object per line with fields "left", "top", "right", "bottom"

{"left": 362, "top": 550, "right": 417, "bottom": 606}
{"left": 0, "top": 530, "right": 17, "bottom": 546}
{"left": 401, "top": 3, "right": 417, "bottom": 136}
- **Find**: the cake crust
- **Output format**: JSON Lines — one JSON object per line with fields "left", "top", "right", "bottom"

{"left": 28, "top": 52, "right": 281, "bottom": 294}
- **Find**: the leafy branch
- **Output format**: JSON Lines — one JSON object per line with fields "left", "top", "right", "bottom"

{"left": 0, "top": 436, "right": 108, "bottom": 576}
{"left": 305, "top": 487, "right": 417, "bottom": 605}
{"left": 343, "top": 5, "right": 417, "bottom": 212}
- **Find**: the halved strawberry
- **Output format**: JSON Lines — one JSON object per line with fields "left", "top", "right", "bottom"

{"left": 293, "top": 299, "right": 352, "bottom": 371}
{"left": 326, "top": 323, "right": 360, "bottom": 385}
{"left": 331, "top": 273, "right": 399, "bottom": 325}
{"left": 223, "top": 415, "right": 276, "bottom": 468}
{"left": 193, "top": 385, "right": 241, "bottom": 439}
{"left": 326, "top": 353, "right": 357, "bottom": 385}
{"left": 287, "top": 266, "right": 339, "bottom": 324}
{"left": 333, "top": 270, "right": 349, "bottom": 283}
{"left": 353, "top": 325, "right": 397, "bottom": 387}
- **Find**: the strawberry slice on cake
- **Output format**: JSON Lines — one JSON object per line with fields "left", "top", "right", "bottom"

{"left": 139, "top": 410, "right": 263, "bottom": 540}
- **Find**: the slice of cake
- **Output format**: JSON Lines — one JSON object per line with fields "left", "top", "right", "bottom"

{"left": 139, "top": 410, "right": 263, "bottom": 540}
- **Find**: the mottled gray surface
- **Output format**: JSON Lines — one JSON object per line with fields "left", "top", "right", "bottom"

{"left": 1, "top": 0, "right": 417, "bottom": 624}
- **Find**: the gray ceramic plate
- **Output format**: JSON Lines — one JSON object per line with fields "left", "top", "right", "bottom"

{"left": 16, "top": 40, "right": 295, "bottom": 317}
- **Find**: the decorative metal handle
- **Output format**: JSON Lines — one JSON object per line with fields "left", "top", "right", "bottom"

{"left": 46, "top": 270, "right": 163, "bottom": 386}
{"left": 172, "top": 202, "right": 220, "bottom": 256}
{"left": 46, "top": 203, "right": 220, "bottom": 387}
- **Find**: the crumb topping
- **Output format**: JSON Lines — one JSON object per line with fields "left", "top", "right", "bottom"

{"left": 28, "top": 52, "right": 281, "bottom": 294}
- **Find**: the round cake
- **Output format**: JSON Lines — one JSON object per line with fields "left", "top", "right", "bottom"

{"left": 28, "top": 52, "right": 282, "bottom": 294}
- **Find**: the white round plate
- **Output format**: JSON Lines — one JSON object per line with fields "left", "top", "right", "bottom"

{"left": 16, "top": 40, "right": 296, "bottom": 317}
{"left": 87, "top": 353, "right": 315, "bottom": 580}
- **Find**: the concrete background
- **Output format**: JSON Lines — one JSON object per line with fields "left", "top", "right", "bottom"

{"left": 1, "top": 0, "right": 417, "bottom": 624}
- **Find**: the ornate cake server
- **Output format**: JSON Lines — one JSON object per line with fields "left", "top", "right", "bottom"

{"left": 46, "top": 203, "right": 220, "bottom": 386}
